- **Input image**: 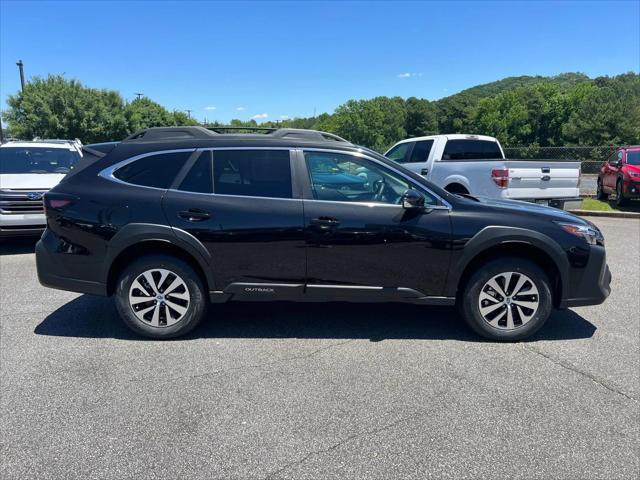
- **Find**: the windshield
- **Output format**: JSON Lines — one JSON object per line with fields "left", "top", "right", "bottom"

{"left": 627, "top": 151, "right": 640, "bottom": 166}
{"left": 0, "top": 147, "right": 80, "bottom": 174}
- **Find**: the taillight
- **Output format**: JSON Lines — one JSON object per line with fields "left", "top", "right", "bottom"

{"left": 491, "top": 168, "right": 509, "bottom": 188}
{"left": 43, "top": 193, "right": 75, "bottom": 213}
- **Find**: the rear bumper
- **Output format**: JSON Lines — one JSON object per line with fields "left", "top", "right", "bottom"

{"left": 560, "top": 246, "right": 611, "bottom": 308}
{"left": 36, "top": 236, "right": 107, "bottom": 296}
{"left": 507, "top": 197, "right": 583, "bottom": 211}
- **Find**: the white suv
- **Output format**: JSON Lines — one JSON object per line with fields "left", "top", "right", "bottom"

{"left": 0, "top": 139, "right": 82, "bottom": 236}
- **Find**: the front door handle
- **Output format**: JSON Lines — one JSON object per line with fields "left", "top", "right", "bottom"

{"left": 420, "top": 168, "right": 429, "bottom": 176}
{"left": 178, "top": 208, "right": 211, "bottom": 222}
{"left": 310, "top": 216, "right": 340, "bottom": 230}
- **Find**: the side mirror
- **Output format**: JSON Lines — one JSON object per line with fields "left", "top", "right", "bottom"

{"left": 610, "top": 160, "right": 621, "bottom": 168}
{"left": 401, "top": 189, "right": 425, "bottom": 209}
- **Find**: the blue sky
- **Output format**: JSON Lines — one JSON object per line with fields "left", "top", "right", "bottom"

{"left": 1, "top": 0, "right": 638, "bottom": 123}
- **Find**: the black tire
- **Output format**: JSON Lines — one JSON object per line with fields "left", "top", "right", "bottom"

{"left": 596, "top": 178, "right": 608, "bottom": 200}
{"left": 459, "top": 257, "right": 552, "bottom": 342}
{"left": 115, "top": 254, "right": 208, "bottom": 339}
{"left": 616, "top": 180, "right": 629, "bottom": 206}
{"left": 445, "top": 183, "right": 469, "bottom": 195}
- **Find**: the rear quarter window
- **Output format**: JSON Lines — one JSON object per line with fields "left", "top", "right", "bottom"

{"left": 113, "top": 151, "right": 192, "bottom": 189}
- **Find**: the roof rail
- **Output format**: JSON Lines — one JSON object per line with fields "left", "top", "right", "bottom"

{"left": 32, "top": 138, "right": 83, "bottom": 146}
{"left": 122, "top": 126, "right": 351, "bottom": 144}
{"left": 269, "top": 128, "right": 350, "bottom": 143}
{"left": 208, "top": 126, "right": 277, "bottom": 134}
{"left": 124, "top": 126, "right": 219, "bottom": 141}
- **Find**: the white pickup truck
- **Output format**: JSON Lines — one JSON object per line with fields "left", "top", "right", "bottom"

{"left": 385, "top": 134, "right": 582, "bottom": 210}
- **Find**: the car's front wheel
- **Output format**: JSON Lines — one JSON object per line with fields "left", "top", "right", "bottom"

{"left": 115, "top": 254, "right": 207, "bottom": 339}
{"left": 596, "top": 178, "right": 608, "bottom": 200}
{"left": 616, "top": 179, "right": 629, "bottom": 206}
{"left": 459, "top": 257, "right": 552, "bottom": 341}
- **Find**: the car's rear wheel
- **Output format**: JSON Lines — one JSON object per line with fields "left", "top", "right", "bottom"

{"left": 115, "top": 254, "right": 207, "bottom": 339}
{"left": 459, "top": 257, "right": 552, "bottom": 341}
{"left": 616, "top": 179, "right": 629, "bottom": 206}
{"left": 596, "top": 178, "right": 608, "bottom": 200}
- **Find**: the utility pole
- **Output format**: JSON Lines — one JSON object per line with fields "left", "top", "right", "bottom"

{"left": 134, "top": 92, "right": 144, "bottom": 100}
{"left": 16, "top": 60, "right": 25, "bottom": 92}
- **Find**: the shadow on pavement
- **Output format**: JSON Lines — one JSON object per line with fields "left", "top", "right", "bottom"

{"left": 35, "top": 294, "right": 597, "bottom": 343}
{"left": 0, "top": 237, "right": 39, "bottom": 255}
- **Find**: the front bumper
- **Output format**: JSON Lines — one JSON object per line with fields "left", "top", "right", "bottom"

{"left": 623, "top": 180, "right": 640, "bottom": 198}
{"left": 560, "top": 245, "right": 611, "bottom": 308}
{"left": 36, "top": 234, "right": 107, "bottom": 296}
{"left": 0, "top": 213, "right": 46, "bottom": 237}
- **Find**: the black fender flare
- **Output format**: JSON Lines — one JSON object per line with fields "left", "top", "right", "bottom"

{"left": 104, "top": 223, "right": 215, "bottom": 289}
{"left": 446, "top": 226, "right": 569, "bottom": 298}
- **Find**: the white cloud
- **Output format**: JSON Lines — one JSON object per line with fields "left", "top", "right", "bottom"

{"left": 252, "top": 113, "right": 268, "bottom": 119}
{"left": 204, "top": 106, "right": 217, "bottom": 110}
{"left": 279, "top": 115, "right": 290, "bottom": 120}
{"left": 397, "top": 72, "right": 423, "bottom": 78}
{"left": 236, "top": 106, "right": 246, "bottom": 111}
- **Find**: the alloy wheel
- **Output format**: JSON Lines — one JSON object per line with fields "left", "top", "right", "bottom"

{"left": 478, "top": 271, "right": 539, "bottom": 330}
{"left": 128, "top": 268, "right": 190, "bottom": 327}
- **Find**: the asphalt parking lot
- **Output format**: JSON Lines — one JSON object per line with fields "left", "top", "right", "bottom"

{"left": 0, "top": 216, "right": 638, "bottom": 479}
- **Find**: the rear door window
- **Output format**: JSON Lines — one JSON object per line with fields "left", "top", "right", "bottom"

{"left": 179, "top": 151, "right": 213, "bottom": 193}
{"left": 114, "top": 151, "right": 192, "bottom": 189}
{"left": 442, "top": 140, "right": 503, "bottom": 160}
{"left": 213, "top": 150, "right": 292, "bottom": 198}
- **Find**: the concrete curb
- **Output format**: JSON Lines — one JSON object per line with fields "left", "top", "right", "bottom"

{"left": 569, "top": 209, "right": 640, "bottom": 219}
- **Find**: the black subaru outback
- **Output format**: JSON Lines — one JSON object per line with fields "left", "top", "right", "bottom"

{"left": 36, "top": 127, "right": 611, "bottom": 340}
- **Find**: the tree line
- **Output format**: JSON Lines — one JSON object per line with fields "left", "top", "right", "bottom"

{"left": 3, "top": 72, "right": 639, "bottom": 151}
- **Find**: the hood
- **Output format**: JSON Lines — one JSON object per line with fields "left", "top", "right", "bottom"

{"left": 0, "top": 173, "right": 66, "bottom": 190}
{"left": 458, "top": 194, "right": 589, "bottom": 225}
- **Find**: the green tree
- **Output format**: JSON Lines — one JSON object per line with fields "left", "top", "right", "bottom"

{"left": 562, "top": 74, "right": 640, "bottom": 145}
{"left": 3, "top": 75, "right": 128, "bottom": 143}
{"left": 329, "top": 96, "right": 407, "bottom": 151}
{"left": 405, "top": 97, "right": 438, "bottom": 137}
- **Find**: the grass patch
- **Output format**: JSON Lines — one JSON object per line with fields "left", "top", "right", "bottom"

{"left": 581, "top": 198, "right": 640, "bottom": 213}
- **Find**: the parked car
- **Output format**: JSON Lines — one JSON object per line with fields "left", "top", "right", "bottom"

{"left": 36, "top": 127, "right": 610, "bottom": 341}
{"left": 0, "top": 139, "right": 82, "bottom": 236}
{"left": 385, "top": 134, "right": 582, "bottom": 210}
{"left": 597, "top": 146, "right": 640, "bottom": 205}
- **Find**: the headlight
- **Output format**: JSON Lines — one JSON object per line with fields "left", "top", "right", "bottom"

{"left": 555, "top": 222, "right": 604, "bottom": 245}
{"left": 629, "top": 172, "right": 640, "bottom": 178}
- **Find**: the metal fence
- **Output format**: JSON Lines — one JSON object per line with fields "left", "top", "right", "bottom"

{"left": 502, "top": 146, "right": 620, "bottom": 174}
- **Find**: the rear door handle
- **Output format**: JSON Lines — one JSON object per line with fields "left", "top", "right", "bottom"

{"left": 178, "top": 208, "right": 211, "bottom": 222}
{"left": 311, "top": 216, "right": 340, "bottom": 230}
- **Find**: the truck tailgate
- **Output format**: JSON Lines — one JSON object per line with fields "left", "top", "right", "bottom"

{"left": 505, "top": 161, "right": 580, "bottom": 199}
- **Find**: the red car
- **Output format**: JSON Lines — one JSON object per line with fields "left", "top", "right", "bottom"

{"left": 597, "top": 146, "right": 640, "bottom": 206}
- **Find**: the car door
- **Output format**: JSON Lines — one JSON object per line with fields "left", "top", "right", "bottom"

{"left": 385, "top": 140, "right": 435, "bottom": 178}
{"left": 604, "top": 150, "right": 622, "bottom": 191}
{"left": 299, "top": 149, "right": 452, "bottom": 299}
{"left": 162, "top": 148, "right": 306, "bottom": 295}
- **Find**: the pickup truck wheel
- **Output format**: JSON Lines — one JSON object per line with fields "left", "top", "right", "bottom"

{"left": 459, "top": 257, "right": 552, "bottom": 341}
{"left": 445, "top": 183, "right": 469, "bottom": 195}
{"left": 596, "top": 178, "right": 608, "bottom": 200}
{"left": 115, "top": 254, "right": 207, "bottom": 339}
{"left": 616, "top": 180, "right": 629, "bottom": 206}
